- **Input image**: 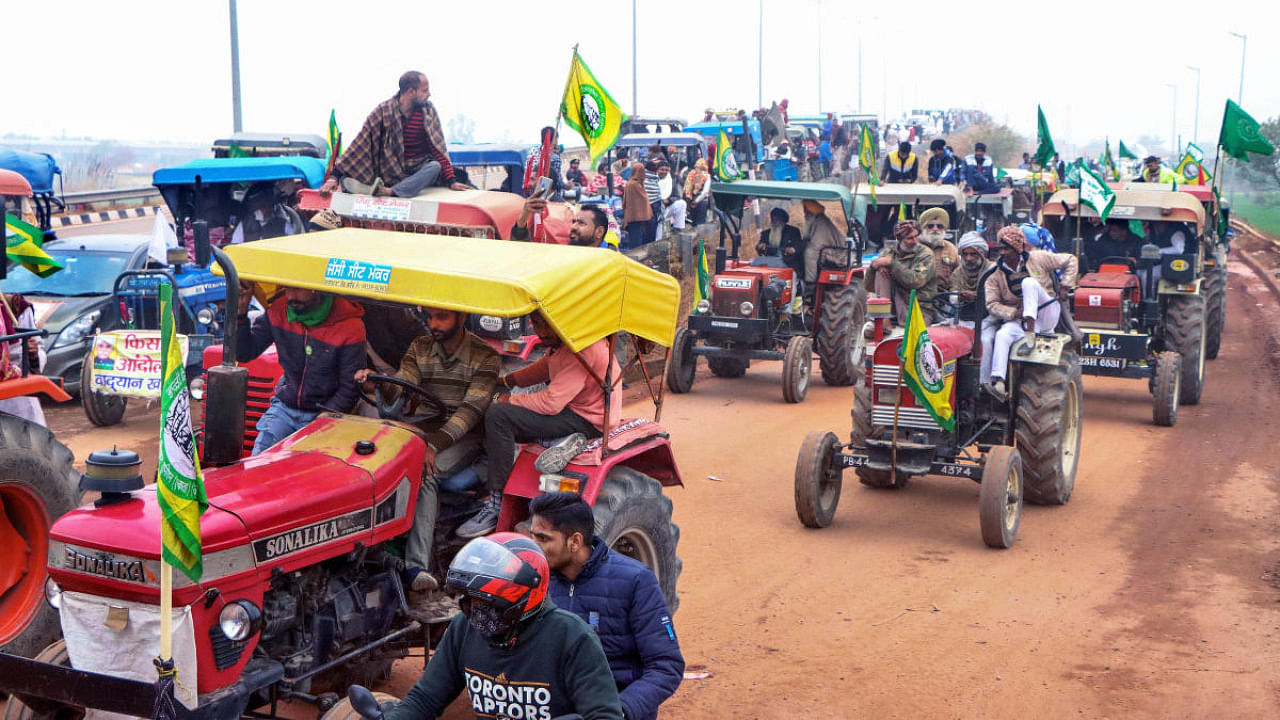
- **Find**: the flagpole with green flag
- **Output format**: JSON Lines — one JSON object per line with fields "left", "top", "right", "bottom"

{"left": 561, "top": 46, "right": 627, "bottom": 166}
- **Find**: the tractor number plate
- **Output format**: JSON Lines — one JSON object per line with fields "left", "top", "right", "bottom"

{"left": 839, "top": 453, "right": 869, "bottom": 468}
{"left": 715, "top": 277, "right": 752, "bottom": 289}
{"left": 931, "top": 461, "right": 980, "bottom": 479}
{"left": 1081, "top": 332, "right": 1147, "bottom": 363}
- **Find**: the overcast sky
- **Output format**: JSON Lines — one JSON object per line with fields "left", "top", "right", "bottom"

{"left": 6, "top": 0, "right": 1278, "bottom": 157}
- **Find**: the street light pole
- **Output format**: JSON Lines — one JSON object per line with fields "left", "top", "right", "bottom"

{"left": 631, "top": 0, "right": 637, "bottom": 117}
{"left": 816, "top": 1, "right": 822, "bottom": 111}
{"left": 1229, "top": 31, "right": 1247, "bottom": 104}
{"left": 1186, "top": 65, "right": 1200, "bottom": 147}
{"left": 229, "top": 0, "right": 242, "bottom": 133}
{"left": 758, "top": 0, "right": 764, "bottom": 109}
{"left": 1166, "top": 83, "right": 1177, "bottom": 157}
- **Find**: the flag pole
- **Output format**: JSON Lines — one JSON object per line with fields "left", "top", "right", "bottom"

{"left": 160, "top": 561, "right": 173, "bottom": 659}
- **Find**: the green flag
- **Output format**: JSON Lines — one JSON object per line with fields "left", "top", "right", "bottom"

{"left": 995, "top": 166, "right": 1008, "bottom": 181}
{"left": 157, "top": 282, "right": 207, "bottom": 583}
{"left": 1103, "top": 138, "right": 1118, "bottom": 180}
{"left": 1118, "top": 140, "right": 1138, "bottom": 160}
{"left": 715, "top": 127, "right": 743, "bottom": 182}
{"left": 1063, "top": 159, "right": 1082, "bottom": 187}
{"left": 694, "top": 238, "right": 711, "bottom": 306}
{"left": 1218, "top": 99, "right": 1275, "bottom": 161}
{"left": 561, "top": 50, "right": 627, "bottom": 164}
{"left": 327, "top": 109, "right": 341, "bottom": 158}
{"left": 1034, "top": 105, "right": 1056, "bottom": 167}
{"left": 227, "top": 141, "right": 251, "bottom": 159}
{"left": 5, "top": 212, "right": 63, "bottom": 278}
{"left": 1078, "top": 165, "right": 1116, "bottom": 223}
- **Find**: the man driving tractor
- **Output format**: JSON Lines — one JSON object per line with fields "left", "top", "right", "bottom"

{"left": 353, "top": 307, "right": 501, "bottom": 594}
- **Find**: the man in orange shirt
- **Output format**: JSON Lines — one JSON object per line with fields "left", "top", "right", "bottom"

{"left": 457, "top": 312, "right": 622, "bottom": 538}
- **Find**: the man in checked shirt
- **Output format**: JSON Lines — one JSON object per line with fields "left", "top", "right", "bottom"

{"left": 355, "top": 307, "right": 500, "bottom": 595}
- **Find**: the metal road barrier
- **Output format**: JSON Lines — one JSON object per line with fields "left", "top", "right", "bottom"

{"left": 61, "top": 186, "right": 161, "bottom": 209}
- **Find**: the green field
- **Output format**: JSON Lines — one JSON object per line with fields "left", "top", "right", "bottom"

{"left": 1231, "top": 191, "right": 1280, "bottom": 238}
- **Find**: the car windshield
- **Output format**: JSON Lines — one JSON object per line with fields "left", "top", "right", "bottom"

{"left": 4, "top": 249, "right": 132, "bottom": 296}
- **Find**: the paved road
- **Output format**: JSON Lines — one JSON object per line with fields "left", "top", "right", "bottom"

{"left": 42, "top": 261, "right": 1280, "bottom": 719}
{"left": 52, "top": 216, "right": 157, "bottom": 238}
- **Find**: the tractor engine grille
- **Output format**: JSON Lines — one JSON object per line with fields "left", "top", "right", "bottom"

{"left": 711, "top": 287, "right": 757, "bottom": 318}
{"left": 871, "top": 364, "right": 942, "bottom": 431}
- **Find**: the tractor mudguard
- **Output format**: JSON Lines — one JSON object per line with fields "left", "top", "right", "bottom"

{"left": 1157, "top": 277, "right": 1203, "bottom": 296}
{"left": 1010, "top": 333, "right": 1072, "bottom": 367}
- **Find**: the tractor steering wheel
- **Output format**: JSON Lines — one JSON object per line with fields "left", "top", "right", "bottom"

{"left": 357, "top": 374, "right": 449, "bottom": 426}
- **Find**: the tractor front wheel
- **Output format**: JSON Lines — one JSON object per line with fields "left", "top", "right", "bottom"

{"left": 1014, "top": 351, "right": 1083, "bottom": 505}
{"left": 1164, "top": 294, "right": 1205, "bottom": 405}
{"left": 707, "top": 356, "right": 748, "bottom": 378}
{"left": 0, "top": 416, "right": 80, "bottom": 660}
{"left": 594, "top": 468, "right": 682, "bottom": 613}
{"left": 2, "top": 640, "right": 79, "bottom": 720}
{"left": 318, "top": 691, "right": 400, "bottom": 720}
{"left": 979, "top": 446, "right": 1023, "bottom": 549}
{"left": 665, "top": 328, "right": 696, "bottom": 394}
{"left": 79, "top": 352, "right": 126, "bottom": 427}
{"left": 815, "top": 283, "right": 867, "bottom": 386}
{"left": 1152, "top": 350, "right": 1182, "bottom": 427}
{"left": 781, "top": 336, "right": 812, "bottom": 403}
{"left": 795, "top": 431, "right": 843, "bottom": 528}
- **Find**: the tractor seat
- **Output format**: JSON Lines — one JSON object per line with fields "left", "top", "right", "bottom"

{"left": 520, "top": 418, "right": 669, "bottom": 467}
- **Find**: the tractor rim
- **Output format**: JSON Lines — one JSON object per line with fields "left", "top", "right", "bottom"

{"left": 1003, "top": 463, "right": 1022, "bottom": 531}
{"left": 611, "top": 526, "right": 660, "bottom": 582}
{"left": 0, "top": 484, "right": 51, "bottom": 645}
{"left": 797, "top": 348, "right": 811, "bottom": 394}
{"left": 817, "top": 439, "right": 840, "bottom": 508}
{"left": 1061, "top": 378, "right": 1081, "bottom": 479}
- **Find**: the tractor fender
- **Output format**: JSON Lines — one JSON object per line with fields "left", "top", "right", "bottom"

{"left": 501, "top": 436, "right": 683, "bottom": 507}
{"left": 1157, "top": 276, "right": 1203, "bottom": 296}
{"left": 1010, "top": 332, "right": 1074, "bottom": 367}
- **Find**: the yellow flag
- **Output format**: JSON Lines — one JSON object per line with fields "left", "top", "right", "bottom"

{"left": 560, "top": 51, "right": 627, "bottom": 164}
{"left": 897, "top": 290, "right": 954, "bottom": 431}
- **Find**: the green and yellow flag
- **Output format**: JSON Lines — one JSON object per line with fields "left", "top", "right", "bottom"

{"left": 1102, "top": 138, "right": 1118, "bottom": 180}
{"left": 5, "top": 212, "right": 63, "bottom": 278}
{"left": 1218, "top": 99, "right": 1275, "bottom": 161}
{"left": 715, "top": 127, "right": 743, "bottom": 182}
{"left": 858, "top": 123, "right": 879, "bottom": 205}
{"left": 695, "top": 238, "right": 711, "bottom": 306}
{"left": 897, "top": 290, "right": 954, "bottom": 432}
{"left": 327, "top": 109, "right": 341, "bottom": 158}
{"left": 156, "top": 282, "right": 207, "bottom": 583}
{"left": 561, "top": 50, "right": 627, "bottom": 164}
{"left": 1175, "top": 148, "right": 1210, "bottom": 185}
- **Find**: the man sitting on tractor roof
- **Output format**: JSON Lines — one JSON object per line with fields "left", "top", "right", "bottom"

{"left": 235, "top": 285, "right": 366, "bottom": 454}
{"left": 865, "top": 219, "right": 937, "bottom": 326}
{"left": 320, "top": 71, "right": 470, "bottom": 197}
{"left": 962, "top": 143, "right": 1000, "bottom": 196}
{"left": 1133, "top": 155, "right": 1180, "bottom": 184}
{"left": 980, "top": 226, "right": 1078, "bottom": 400}
{"left": 456, "top": 312, "right": 622, "bottom": 538}
{"left": 353, "top": 307, "right": 501, "bottom": 594}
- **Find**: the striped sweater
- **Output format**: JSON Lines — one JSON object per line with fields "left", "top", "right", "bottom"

{"left": 393, "top": 331, "right": 501, "bottom": 451}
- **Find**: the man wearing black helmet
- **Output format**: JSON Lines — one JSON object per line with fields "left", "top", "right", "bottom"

{"left": 386, "top": 533, "right": 624, "bottom": 720}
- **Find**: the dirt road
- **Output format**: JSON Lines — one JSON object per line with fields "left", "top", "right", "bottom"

{"left": 45, "top": 262, "right": 1280, "bottom": 719}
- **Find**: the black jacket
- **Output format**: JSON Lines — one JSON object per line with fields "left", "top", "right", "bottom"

{"left": 757, "top": 225, "right": 806, "bottom": 273}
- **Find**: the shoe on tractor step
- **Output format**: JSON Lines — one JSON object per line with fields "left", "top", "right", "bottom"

{"left": 341, "top": 177, "right": 375, "bottom": 195}
{"left": 370, "top": 177, "right": 384, "bottom": 196}
{"left": 981, "top": 379, "right": 1007, "bottom": 402}
{"left": 407, "top": 591, "right": 461, "bottom": 624}
{"left": 457, "top": 499, "right": 501, "bottom": 538}
{"left": 534, "top": 433, "right": 588, "bottom": 474}
{"left": 406, "top": 567, "right": 437, "bottom": 593}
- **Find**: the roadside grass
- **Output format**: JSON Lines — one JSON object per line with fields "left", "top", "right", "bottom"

{"left": 1232, "top": 190, "right": 1280, "bottom": 238}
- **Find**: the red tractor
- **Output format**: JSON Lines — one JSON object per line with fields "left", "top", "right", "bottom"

{"left": 0, "top": 230, "right": 685, "bottom": 720}
{"left": 665, "top": 180, "right": 869, "bottom": 403}
{"left": 795, "top": 297, "right": 1083, "bottom": 548}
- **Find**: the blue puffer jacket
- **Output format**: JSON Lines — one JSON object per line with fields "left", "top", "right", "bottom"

{"left": 549, "top": 538, "right": 684, "bottom": 720}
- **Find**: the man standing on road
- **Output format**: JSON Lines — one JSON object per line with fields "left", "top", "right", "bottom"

{"left": 235, "top": 285, "right": 366, "bottom": 454}
{"left": 865, "top": 220, "right": 938, "bottom": 326}
{"left": 529, "top": 492, "right": 684, "bottom": 720}
{"left": 353, "top": 307, "right": 500, "bottom": 595}
{"left": 981, "top": 226, "right": 1078, "bottom": 399}
{"left": 321, "top": 71, "right": 470, "bottom": 197}
{"left": 457, "top": 312, "right": 621, "bottom": 538}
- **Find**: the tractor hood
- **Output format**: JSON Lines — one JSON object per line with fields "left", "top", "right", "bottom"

{"left": 873, "top": 325, "right": 974, "bottom": 366}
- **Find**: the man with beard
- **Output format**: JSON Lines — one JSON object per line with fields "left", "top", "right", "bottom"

{"left": 950, "top": 232, "right": 994, "bottom": 328}
{"left": 354, "top": 307, "right": 501, "bottom": 596}
{"left": 865, "top": 219, "right": 937, "bottom": 325}
{"left": 511, "top": 197, "right": 613, "bottom": 248}
{"left": 321, "top": 71, "right": 470, "bottom": 197}
{"left": 235, "top": 286, "right": 366, "bottom": 455}
{"left": 918, "top": 207, "right": 961, "bottom": 297}
{"left": 800, "top": 199, "right": 848, "bottom": 303}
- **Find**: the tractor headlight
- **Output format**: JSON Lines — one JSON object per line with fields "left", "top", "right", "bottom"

{"left": 478, "top": 315, "right": 504, "bottom": 333}
{"left": 696, "top": 299, "right": 711, "bottom": 314}
{"left": 189, "top": 376, "right": 206, "bottom": 401}
{"left": 739, "top": 301, "right": 754, "bottom": 317}
{"left": 44, "top": 578, "right": 63, "bottom": 610}
{"left": 53, "top": 310, "right": 102, "bottom": 349}
{"left": 218, "top": 600, "right": 262, "bottom": 641}
{"left": 196, "top": 306, "right": 216, "bottom": 326}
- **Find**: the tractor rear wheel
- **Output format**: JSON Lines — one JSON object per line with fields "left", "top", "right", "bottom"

{"left": 318, "top": 691, "right": 400, "bottom": 720}
{"left": 79, "top": 352, "right": 126, "bottom": 427}
{"left": 795, "top": 431, "right": 843, "bottom": 528}
{"left": 1014, "top": 352, "right": 1083, "bottom": 505}
{"left": 0, "top": 416, "right": 79, "bottom": 660}
{"left": 707, "top": 356, "right": 748, "bottom": 378}
{"left": 1204, "top": 264, "right": 1227, "bottom": 359}
{"left": 815, "top": 284, "right": 867, "bottom": 386}
{"left": 594, "top": 467, "right": 682, "bottom": 613}
{"left": 2, "top": 640, "right": 78, "bottom": 720}
{"left": 979, "top": 446, "right": 1023, "bottom": 549}
{"left": 1163, "top": 294, "right": 1205, "bottom": 405}
{"left": 1152, "top": 350, "right": 1182, "bottom": 427}
{"left": 850, "top": 383, "right": 907, "bottom": 489}
{"left": 781, "top": 336, "right": 812, "bottom": 403}
{"left": 665, "top": 328, "right": 696, "bottom": 394}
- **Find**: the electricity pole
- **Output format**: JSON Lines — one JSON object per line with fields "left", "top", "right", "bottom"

{"left": 229, "top": 0, "right": 242, "bottom": 133}
{"left": 1186, "top": 65, "right": 1200, "bottom": 147}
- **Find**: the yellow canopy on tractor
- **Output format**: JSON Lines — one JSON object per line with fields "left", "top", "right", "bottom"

{"left": 216, "top": 229, "right": 682, "bottom": 352}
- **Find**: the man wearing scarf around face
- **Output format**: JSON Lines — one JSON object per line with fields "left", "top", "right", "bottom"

{"left": 865, "top": 219, "right": 937, "bottom": 325}
{"left": 950, "top": 232, "right": 994, "bottom": 328}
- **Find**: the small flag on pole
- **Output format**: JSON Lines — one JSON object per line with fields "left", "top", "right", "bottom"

{"left": 1034, "top": 105, "right": 1056, "bottom": 167}
{"left": 1118, "top": 140, "right": 1138, "bottom": 160}
{"left": 898, "top": 291, "right": 955, "bottom": 432}
{"left": 695, "top": 238, "right": 711, "bottom": 306}
{"left": 5, "top": 212, "right": 63, "bottom": 278}
{"left": 561, "top": 50, "right": 627, "bottom": 164}
{"left": 858, "top": 123, "right": 879, "bottom": 205}
{"left": 157, "top": 282, "right": 207, "bottom": 583}
{"left": 1078, "top": 165, "right": 1117, "bottom": 223}
{"left": 1218, "top": 99, "right": 1275, "bottom": 161}
{"left": 715, "top": 127, "right": 743, "bottom": 182}
{"left": 327, "top": 109, "right": 341, "bottom": 158}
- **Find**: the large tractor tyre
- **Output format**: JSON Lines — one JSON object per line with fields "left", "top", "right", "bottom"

{"left": 849, "top": 384, "right": 906, "bottom": 489}
{"left": 978, "top": 446, "right": 1023, "bottom": 549}
{"left": 707, "top": 356, "right": 748, "bottom": 378}
{"left": 318, "top": 691, "right": 400, "bottom": 720}
{"left": 1204, "top": 266, "right": 1227, "bottom": 359}
{"left": 1014, "top": 352, "right": 1083, "bottom": 506}
{"left": 2, "top": 639, "right": 77, "bottom": 720}
{"left": 1163, "top": 294, "right": 1205, "bottom": 405}
{"left": 781, "top": 336, "right": 812, "bottom": 404}
{"left": 665, "top": 328, "right": 696, "bottom": 394}
{"left": 795, "top": 431, "right": 843, "bottom": 528}
{"left": 594, "top": 467, "right": 682, "bottom": 613}
{"left": 0, "top": 417, "right": 80, "bottom": 660}
{"left": 815, "top": 283, "right": 868, "bottom": 386}
{"left": 1152, "top": 351, "right": 1182, "bottom": 427}
{"left": 79, "top": 354, "right": 126, "bottom": 427}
